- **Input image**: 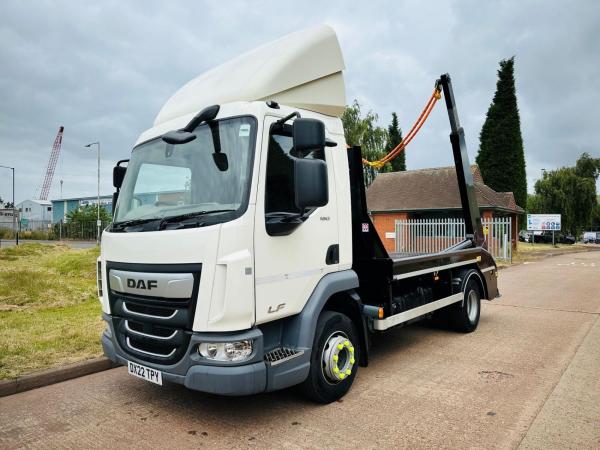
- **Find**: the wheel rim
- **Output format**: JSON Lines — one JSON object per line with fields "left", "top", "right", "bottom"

{"left": 321, "top": 331, "right": 355, "bottom": 384}
{"left": 467, "top": 290, "right": 479, "bottom": 323}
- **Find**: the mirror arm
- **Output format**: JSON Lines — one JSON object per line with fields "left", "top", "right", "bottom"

{"left": 183, "top": 104, "right": 220, "bottom": 132}
{"left": 275, "top": 111, "right": 301, "bottom": 127}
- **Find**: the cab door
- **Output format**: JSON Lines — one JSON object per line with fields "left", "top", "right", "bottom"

{"left": 253, "top": 116, "right": 339, "bottom": 324}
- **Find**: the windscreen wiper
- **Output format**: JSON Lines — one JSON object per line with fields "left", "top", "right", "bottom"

{"left": 158, "top": 209, "right": 236, "bottom": 230}
{"left": 112, "top": 217, "right": 161, "bottom": 231}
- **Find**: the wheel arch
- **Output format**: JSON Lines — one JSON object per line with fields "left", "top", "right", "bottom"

{"left": 458, "top": 267, "right": 486, "bottom": 303}
{"left": 321, "top": 291, "right": 370, "bottom": 366}
{"left": 281, "top": 270, "right": 369, "bottom": 365}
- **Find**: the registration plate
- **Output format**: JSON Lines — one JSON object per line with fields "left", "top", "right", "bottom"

{"left": 127, "top": 361, "right": 162, "bottom": 385}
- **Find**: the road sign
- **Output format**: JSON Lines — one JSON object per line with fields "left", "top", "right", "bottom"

{"left": 483, "top": 225, "right": 489, "bottom": 236}
{"left": 527, "top": 214, "right": 561, "bottom": 231}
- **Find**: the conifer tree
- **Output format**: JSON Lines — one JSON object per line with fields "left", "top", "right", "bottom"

{"left": 386, "top": 112, "right": 405, "bottom": 172}
{"left": 476, "top": 57, "right": 527, "bottom": 207}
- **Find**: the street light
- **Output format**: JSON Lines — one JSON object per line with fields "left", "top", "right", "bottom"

{"left": 0, "top": 164, "right": 17, "bottom": 245}
{"left": 84, "top": 142, "right": 101, "bottom": 244}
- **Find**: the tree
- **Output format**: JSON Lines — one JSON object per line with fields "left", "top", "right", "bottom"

{"left": 591, "top": 201, "right": 600, "bottom": 230}
{"left": 575, "top": 152, "right": 600, "bottom": 179}
{"left": 66, "top": 204, "right": 111, "bottom": 223}
{"left": 533, "top": 154, "right": 599, "bottom": 235}
{"left": 526, "top": 194, "right": 543, "bottom": 214}
{"left": 386, "top": 112, "right": 405, "bottom": 172}
{"left": 341, "top": 100, "right": 390, "bottom": 187}
{"left": 476, "top": 57, "right": 527, "bottom": 208}
{"left": 0, "top": 197, "right": 14, "bottom": 208}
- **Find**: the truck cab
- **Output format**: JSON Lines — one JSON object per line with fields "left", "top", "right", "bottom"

{"left": 99, "top": 25, "right": 498, "bottom": 403}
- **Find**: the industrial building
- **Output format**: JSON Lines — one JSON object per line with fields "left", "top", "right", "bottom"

{"left": 52, "top": 195, "right": 112, "bottom": 223}
{"left": 17, "top": 199, "right": 53, "bottom": 221}
{"left": 0, "top": 208, "right": 19, "bottom": 230}
{"left": 15, "top": 199, "right": 53, "bottom": 231}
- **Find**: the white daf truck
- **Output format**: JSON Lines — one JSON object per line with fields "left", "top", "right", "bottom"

{"left": 99, "top": 25, "right": 499, "bottom": 403}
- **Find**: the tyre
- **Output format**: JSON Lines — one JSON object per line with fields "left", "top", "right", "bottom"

{"left": 448, "top": 277, "right": 481, "bottom": 333}
{"left": 300, "top": 311, "right": 359, "bottom": 403}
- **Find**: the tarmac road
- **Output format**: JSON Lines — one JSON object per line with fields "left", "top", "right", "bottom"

{"left": 1, "top": 251, "right": 599, "bottom": 449}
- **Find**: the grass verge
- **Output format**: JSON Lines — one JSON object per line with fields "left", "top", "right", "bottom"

{"left": 504, "top": 242, "right": 600, "bottom": 267}
{"left": 0, "top": 243, "right": 104, "bottom": 379}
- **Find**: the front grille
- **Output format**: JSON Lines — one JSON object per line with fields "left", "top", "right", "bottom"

{"left": 107, "top": 262, "right": 201, "bottom": 365}
{"left": 265, "top": 347, "right": 304, "bottom": 366}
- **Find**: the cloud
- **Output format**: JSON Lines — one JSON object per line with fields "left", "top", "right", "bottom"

{"left": 0, "top": 0, "right": 598, "bottom": 205}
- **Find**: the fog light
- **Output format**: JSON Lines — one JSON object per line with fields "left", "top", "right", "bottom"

{"left": 202, "top": 343, "right": 218, "bottom": 359}
{"left": 198, "top": 340, "right": 253, "bottom": 361}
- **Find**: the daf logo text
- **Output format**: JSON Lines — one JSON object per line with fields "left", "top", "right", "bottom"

{"left": 127, "top": 279, "right": 158, "bottom": 290}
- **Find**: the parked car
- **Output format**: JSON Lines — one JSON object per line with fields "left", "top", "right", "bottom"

{"left": 582, "top": 231, "right": 599, "bottom": 244}
{"left": 581, "top": 231, "right": 597, "bottom": 244}
{"left": 531, "top": 231, "right": 574, "bottom": 244}
{"left": 518, "top": 230, "right": 532, "bottom": 242}
{"left": 557, "top": 234, "right": 576, "bottom": 244}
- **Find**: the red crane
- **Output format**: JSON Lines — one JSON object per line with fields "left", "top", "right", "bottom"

{"left": 38, "top": 126, "right": 64, "bottom": 200}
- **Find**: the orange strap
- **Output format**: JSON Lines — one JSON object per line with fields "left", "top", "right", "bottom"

{"left": 362, "top": 87, "right": 442, "bottom": 168}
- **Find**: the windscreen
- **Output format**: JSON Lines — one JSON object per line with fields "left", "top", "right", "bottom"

{"left": 113, "top": 116, "right": 256, "bottom": 227}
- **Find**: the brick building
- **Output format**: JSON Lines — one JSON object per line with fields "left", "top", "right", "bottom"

{"left": 366, "top": 165, "right": 524, "bottom": 253}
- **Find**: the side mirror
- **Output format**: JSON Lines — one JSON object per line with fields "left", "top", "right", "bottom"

{"left": 161, "top": 130, "right": 197, "bottom": 145}
{"left": 112, "top": 161, "right": 128, "bottom": 217}
{"left": 293, "top": 118, "right": 326, "bottom": 156}
{"left": 113, "top": 166, "right": 126, "bottom": 189}
{"left": 294, "top": 158, "right": 328, "bottom": 209}
{"left": 212, "top": 152, "right": 229, "bottom": 171}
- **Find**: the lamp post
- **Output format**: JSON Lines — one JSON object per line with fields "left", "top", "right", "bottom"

{"left": 0, "top": 165, "right": 17, "bottom": 245}
{"left": 84, "top": 142, "right": 101, "bottom": 244}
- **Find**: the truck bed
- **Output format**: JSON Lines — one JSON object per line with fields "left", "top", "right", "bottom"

{"left": 390, "top": 246, "right": 494, "bottom": 280}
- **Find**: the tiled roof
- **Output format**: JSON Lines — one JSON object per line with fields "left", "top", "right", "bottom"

{"left": 366, "top": 165, "right": 524, "bottom": 214}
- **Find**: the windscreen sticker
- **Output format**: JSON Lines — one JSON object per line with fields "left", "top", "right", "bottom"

{"left": 239, "top": 124, "right": 250, "bottom": 137}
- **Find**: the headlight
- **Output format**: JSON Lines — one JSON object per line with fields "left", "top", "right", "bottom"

{"left": 198, "top": 340, "right": 253, "bottom": 362}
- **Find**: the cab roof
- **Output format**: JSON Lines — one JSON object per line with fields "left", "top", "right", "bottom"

{"left": 154, "top": 24, "right": 346, "bottom": 126}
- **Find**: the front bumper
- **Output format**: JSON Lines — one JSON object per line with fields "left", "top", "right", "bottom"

{"left": 103, "top": 332, "right": 266, "bottom": 395}
{"left": 102, "top": 315, "right": 310, "bottom": 396}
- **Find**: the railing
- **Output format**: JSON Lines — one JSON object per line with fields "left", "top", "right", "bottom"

{"left": 0, "top": 220, "right": 112, "bottom": 241}
{"left": 395, "top": 217, "right": 512, "bottom": 262}
{"left": 55, "top": 220, "right": 112, "bottom": 240}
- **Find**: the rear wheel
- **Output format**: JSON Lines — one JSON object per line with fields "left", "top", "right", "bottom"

{"left": 448, "top": 278, "right": 481, "bottom": 332}
{"left": 300, "top": 311, "right": 359, "bottom": 403}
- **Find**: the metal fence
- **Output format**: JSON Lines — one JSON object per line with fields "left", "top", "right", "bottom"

{"left": 54, "top": 220, "right": 112, "bottom": 240}
{"left": 0, "top": 220, "right": 112, "bottom": 241}
{"left": 395, "top": 217, "right": 512, "bottom": 262}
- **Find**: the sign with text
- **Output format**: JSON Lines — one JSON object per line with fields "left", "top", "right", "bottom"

{"left": 527, "top": 214, "right": 561, "bottom": 231}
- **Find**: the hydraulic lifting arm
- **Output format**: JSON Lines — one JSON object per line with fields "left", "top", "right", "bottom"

{"left": 349, "top": 73, "right": 485, "bottom": 267}
{"left": 437, "top": 74, "right": 484, "bottom": 246}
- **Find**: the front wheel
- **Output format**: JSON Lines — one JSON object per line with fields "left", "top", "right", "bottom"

{"left": 300, "top": 311, "right": 359, "bottom": 403}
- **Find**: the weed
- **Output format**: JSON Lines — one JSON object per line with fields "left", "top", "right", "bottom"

{"left": 0, "top": 243, "right": 103, "bottom": 378}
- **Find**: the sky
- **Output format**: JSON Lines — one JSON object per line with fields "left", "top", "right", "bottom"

{"left": 0, "top": 0, "right": 599, "bottom": 205}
